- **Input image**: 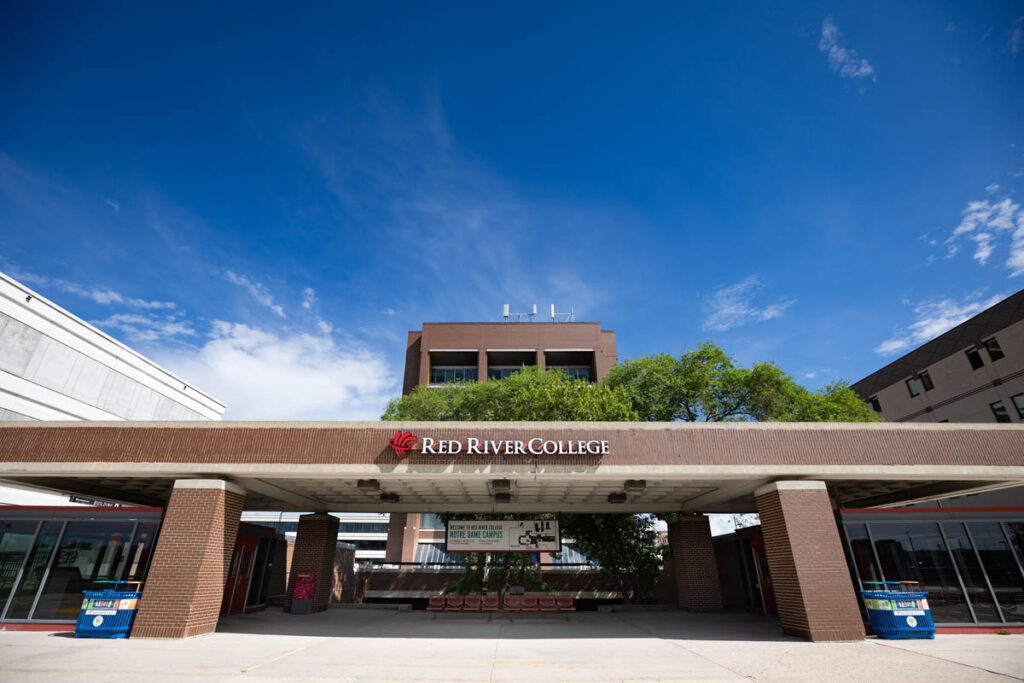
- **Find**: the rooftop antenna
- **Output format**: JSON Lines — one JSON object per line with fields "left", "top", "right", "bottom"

{"left": 550, "top": 304, "right": 575, "bottom": 322}
{"left": 502, "top": 303, "right": 537, "bottom": 322}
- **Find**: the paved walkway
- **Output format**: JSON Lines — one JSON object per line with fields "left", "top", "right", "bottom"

{"left": 2, "top": 609, "right": 1022, "bottom": 682}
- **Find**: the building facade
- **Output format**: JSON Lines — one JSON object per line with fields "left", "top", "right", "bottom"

{"left": 387, "top": 319, "right": 618, "bottom": 564}
{"left": 0, "top": 272, "right": 225, "bottom": 423}
{"left": 851, "top": 288, "right": 1024, "bottom": 424}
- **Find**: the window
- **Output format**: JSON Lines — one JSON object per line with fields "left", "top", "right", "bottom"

{"left": 549, "top": 366, "right": 591, "bottom": 382}
{"left": 942, "top": 523, "right": 1000, "bottom": 623}
{"left": 990, "top": 401, "right": 1011, "bottom": 423}
{"left": 487, "top": 367, "right": 521, "bottom": 381}
{"left": 905, "top": 379, "right": 920, "bottom": 397}
{"left": 430, "top": 366, "right": 477, "bottom": 384}
{"left": 919, "top": 371, "right": 934, "bottom": 392}
{"left": 419, "top": 513, "right": 445, "bottom": 529}
{"left": 967, "top": 522, "right": 1024, "bottom": 623}
{"left": 1013, "top": 394, "right": 1024, "bottom": 420}
{"left": 966, "top": 348, "right": 985, "bottom": 370}
{"left": 984, "top": 338, "right": 1005, "bottom": 361}
{"left": 869, "top": 396, "right": 881, "bottom": 413}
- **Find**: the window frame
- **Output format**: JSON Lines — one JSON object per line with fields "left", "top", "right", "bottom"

{"left": 905, "top": 378, "right": 921, "bottom": 397}
{"left": 990, "top": 400, "right": 1012, "bottom": 424}
{"left": 966, "top": 348, "right": 985, "bottom": 371}
{"left": 983, "top": 338, "right": 1005, "bottom": 362}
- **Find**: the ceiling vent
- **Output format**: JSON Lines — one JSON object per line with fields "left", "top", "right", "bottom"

{"left": 624, "top": 480, "right": 647, "bottom": 492}
{"left": 357, "top": 479, "right": 381, "bottom": 491}
{"left": 379, "top": 492, "right": 400, "bottom": 503}
{"left": 491, "top": 479, "right": 512, "bottom": 493}
{"left": 494, "top": 492, "right": 512, "bottom": 504}
{"left": 607, "top": 492, "right": 627, "bottom": 504}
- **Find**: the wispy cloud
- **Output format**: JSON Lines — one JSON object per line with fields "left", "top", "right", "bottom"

{"left": 701, "top": 276, "right": 794, "bottom": 332}
{"left": 104, "top": 198, "right": 120, "bottom": 213}
{"left": 945, "top": 193, "right": 1024, "bottom": 276}
{"left": 4, "top": 266, "right": 176, "bottom": 310}
{"left": 875, "top": 291, "right": 1008, "bottom": 355}
{"left": 302, "top": 287, "right": 316, "bottom": 310}
{"left": 153, "top": 321, "right": 395, "bottom": 420}
{"left": 91, "top": 313, "right": 196, "bottom": 343}
{"left": 1011, "top": 17, "right": 1023, "bottom": 55}
{"left": 223, "top": 270, "right": 286, "bottom": 318}
{"left": 819, "top": 18, "right": 876, "bottom": 81}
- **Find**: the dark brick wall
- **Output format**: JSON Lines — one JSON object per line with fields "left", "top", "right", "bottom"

{"left": 133, "top": 483, "right": 244, "bottom": 639}
{"left": 667, "top": 516, "right": 723, "bottom": 611}
{"left": 285, "top": 514, "right": 340, "bottom": 613}
{"left": 755, "top": 484, "right": 865, "bottom": 641}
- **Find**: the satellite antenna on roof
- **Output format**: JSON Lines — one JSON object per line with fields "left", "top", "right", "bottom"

{"left": 502, "top": 304, "right": 537, "bottom": 322}
{"left": 550, "top": 304, "right": 575, "bottom": 322}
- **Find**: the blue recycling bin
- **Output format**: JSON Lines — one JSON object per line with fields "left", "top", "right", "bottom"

{"left": 860, "top": 581, "right": 935, "bottom": 639}
{"left": 75, "top": 581, "right": 144, "bottom": 639}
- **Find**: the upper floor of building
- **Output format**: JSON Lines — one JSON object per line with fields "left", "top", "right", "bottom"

{"left": 852, "top": 289, "right": 1024, "bottom": 423}
{"left": 0, "top": 271, "right": 225, "bottom": 421}
{"left": 402, "top": 321, "right": 617, "bottom": 394}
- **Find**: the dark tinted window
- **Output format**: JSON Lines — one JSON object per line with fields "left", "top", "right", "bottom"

{"left": 966, "top": 348, "right": 984, "bottom": 370}
{"left": 968, "top": 522, "right": 1024, "bottom": 623}
{"left": 920, "top": 371, "right": 934, "bottom": 391}
{"left": 1012, "top": 394, "right": 1024, "bottom": 420}
{"left": 942, "top": 523, "right": 999, "bottom": 623}
{"left": 870, "top": 522, "right": 971, "bottom": 623}
{"left": 906, "top": 379, "right": 920, "bottom": 397}
{"left": 991, "top": 401, "right": 1012, "bottom": 423}
{"left": 869, "top": 397, "right": 881, "bottom": 412}
{"left": 984, "top": 338, "right": 1005, "bottom": 361}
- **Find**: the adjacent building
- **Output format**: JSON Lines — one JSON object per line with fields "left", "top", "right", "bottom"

{"left": 851, "top": 288, "right": 1024, "bottom": 424}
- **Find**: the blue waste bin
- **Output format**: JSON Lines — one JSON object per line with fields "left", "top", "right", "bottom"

{"left": 860, "top": 581, "right": 935, "bottom": 639}
{"left": 75, "top": 581, "right": 143, "bottom": 639}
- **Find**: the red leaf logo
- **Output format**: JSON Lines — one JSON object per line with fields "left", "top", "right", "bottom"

{"left": 389, "top": 431, "right": 418, "bottom": 459}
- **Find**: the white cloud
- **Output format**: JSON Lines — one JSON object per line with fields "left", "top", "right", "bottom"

{"left": 153, "top": 321, "right": 396, "bottom": 420}
{"left": 946, "top": 195, "right": 1024, "bottom": 275}
{"left": 104, "top": 198, "right": 120, "bottom": 213}
{"left": 986, "top": 183, "right": 1001, "bottom": 194}
{"left": 4, "top": 267, "right": 176, "bottom": 310}
{"left": 819, "top": 18, "right": 876, "bottom": 80}
{"left": 1011, "top": 17, "right": 1023, "bottom": 55}
{"left": 92, "top": 313, "right": 196, "bottom": 343}
{"left": 874, "top": 291, "right": 1008, "bottom": 356}
{"left": 701, "top": 276, "right": 795, "bottom": 332}
{"left": 223, "top": 270, "right": 286, "bottom": 318}
{"left": 302, "top": 287, "right": 316, "bottom": 310}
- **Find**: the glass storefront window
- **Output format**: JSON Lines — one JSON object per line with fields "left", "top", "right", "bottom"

{"left": 942, "top": 523, "right": 1000, "bottom": 622}
{"left": 4, "top": 521, "right": 63, "bottom": 620}
{"left": 843, "top": 524, "right": 882, "bottom": 586}
{"left": 0, "top": 520, "right": 39, "bottom": 613}
{"left": 31, "top": 521, "right": 136, "bottom": 621}
{"left": 419, "top": 513, "right": 445, "bottom": 529}
{"left": 870, "top": 522, "right": 971, "bottom": 623}
{"left": 969, "top": 522, "right": 1024, "bottom": 623}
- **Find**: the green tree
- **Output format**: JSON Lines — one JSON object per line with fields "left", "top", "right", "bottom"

{"left": 603, "top": 342, "right": 879, "bottom": 423}
{"left": 382, "top": 365, "right": 639, "bottom": 422}
{"left": 560, "top": 513, "right": 663, "bottom": 604}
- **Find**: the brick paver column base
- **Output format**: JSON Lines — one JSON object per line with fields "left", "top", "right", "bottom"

{"left": 286, "top": 513, "right": 340, "bottom": 613}
{"left": 667, "top": 514, "right": 722, "bottom": 611}
{"left": 754, "top": 481, "right": 865, "bottom": 642}
{"left": 133, "top": 479, "right": 245, "bottom": 639}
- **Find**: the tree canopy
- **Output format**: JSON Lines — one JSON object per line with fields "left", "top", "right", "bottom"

{"left": 382, "top": 365, "right": 638, "bottom": 422}
{"left": 603, "top": 342, "right": 879, "bottom": 423}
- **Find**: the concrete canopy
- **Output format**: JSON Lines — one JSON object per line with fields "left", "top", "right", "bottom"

{"left": 1, "top": 421, "right": 1022, "bottom": 513}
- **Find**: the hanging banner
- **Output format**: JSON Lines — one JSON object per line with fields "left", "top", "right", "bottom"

{"left": 446, "top": 520, "right": 560, "bottom": 553}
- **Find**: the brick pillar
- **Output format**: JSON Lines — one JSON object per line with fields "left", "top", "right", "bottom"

{"left": 667, "top": 515, "right": 722, "bottom": 611}
{"left": 133, "top": 480, "right": 245, "bottom": 638}
{"left": 478, "top": 349, "right": 488, "bottom": 382}
{"left": 535, "top": 349, "right": 545, "bottom": 370}
{"left": 286, "top": 513, "right": 340, "bottom": 613}
{"left": 754, "top": 481, "right": 865, "bottom": 641}
{"left": 419, "top": 347, "right": 430, "bottom": 387}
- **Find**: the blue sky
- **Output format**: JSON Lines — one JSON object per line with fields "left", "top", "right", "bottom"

{"left": 1, "top": 2, "right": 1022, "bottom": 419}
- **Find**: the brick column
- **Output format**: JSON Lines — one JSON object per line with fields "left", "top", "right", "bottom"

{"left": 667, "top": 515, "right": 722, "bottom": 611}
{"left": 754, "top": 481, "right": 865, "bottom": 641}
{"left": 478, "top": 349, "right": 488, "bottom": 382}
{"left": 286, "top": 513, "right": 340, "bottom": 613}
{"left": 419, "top": 347, "right": 430, "bottom": 387}
{"left": 133, "top": 479, "right": 245, "bottom": 638}
{"left": 535, "top": 349, "right": 545, "bottom": 370}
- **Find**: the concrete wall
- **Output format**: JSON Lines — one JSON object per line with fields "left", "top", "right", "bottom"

{"left": 0, "top": 272, "right": 224, "bottom": 421}
{"left": 859, "top": 317, "right": 1024, "bottom": 424}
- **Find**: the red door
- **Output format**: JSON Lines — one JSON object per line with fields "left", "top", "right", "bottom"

{"left": 750, "top": 536, "right": 778, "bottom": 616}
{"left": 222, "top": 532, "right": 259, "bottom": 615}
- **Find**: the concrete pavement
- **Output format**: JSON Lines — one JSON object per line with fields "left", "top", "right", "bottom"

{"left": 1, "top": 609, "right": 1021, "bottom": 682}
